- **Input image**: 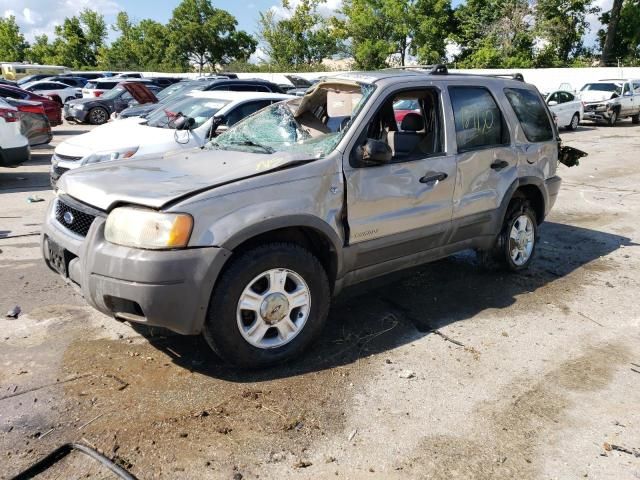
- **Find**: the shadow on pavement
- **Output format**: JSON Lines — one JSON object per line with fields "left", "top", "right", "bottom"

{"left": 136, "top": 221, "right": 635, "bottom": 382}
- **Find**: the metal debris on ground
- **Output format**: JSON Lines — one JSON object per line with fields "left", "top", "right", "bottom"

{"left": 26, "top": 195, "right": 45, "bottom": 203}
{"left": 348, "top": 429, "right": 358, "bottom": 441}
{"left": 398, "top": 370, "right": 416, "bottom": 379}
{"left": 6, "top": 305, "right": 21, "bottom": 318}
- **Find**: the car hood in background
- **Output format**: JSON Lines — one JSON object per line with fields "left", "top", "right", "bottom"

{"left": 59, "top": 148, "right": 315, "bottom": 211}
{"left": 54, "top": 119, "right": 176, "bottom": 157}
{"left": 580, "top": 91, "right": 617, "bottom": 103}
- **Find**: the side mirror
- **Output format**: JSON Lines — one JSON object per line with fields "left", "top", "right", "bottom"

{"left": 623, "top": 91, "right": 633, "bottom": 97}
{"left": 209, "top": 115, "right": 226, "bottom": 137}
{"left": 174, "top": 116, "right": 195, "bottom": 130}
{"left": 354, "top": 138, "right": 392, "bottom": 167}
{"left": 547, "top": 100, "right": 558, "bottom": 106}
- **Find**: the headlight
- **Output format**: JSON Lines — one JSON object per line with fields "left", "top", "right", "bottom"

{"left": 74, "top": 103, "right": 85, "bottom": 110}
{"left": 81, "top": 147, "right": 138, "bottom": 166}
{"left": 105, "top": 207, "right": 193, "bottom": 249}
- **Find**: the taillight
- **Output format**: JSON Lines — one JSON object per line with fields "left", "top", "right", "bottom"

{"left": 0, "top": 107, "right": 19, "bottom": 122}
{"left": 17, "top": 104, "right": 45, "bottom": 115}
{"left": 94, "top": 91, "right": 103, "bottom": 97}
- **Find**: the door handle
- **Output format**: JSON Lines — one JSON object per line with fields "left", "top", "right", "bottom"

{"left": 490, "top": 160, "right": 509, "bottom": 171}
{"left": 419, "top": 172, "right": 448, "bottom": 184}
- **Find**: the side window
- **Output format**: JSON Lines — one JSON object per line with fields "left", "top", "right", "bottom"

{"left": 564, "top": 92, "right": 575, "bottom": 102}
{"left": 120, "top": 91, "right": 133, "bottom": 102}
{"left": 0, "top": 88, "right": 24, "bottom": 99}
{"left": 623, "top": 83, "right": 631, "bottom": 94}
{"left": 633, "top": 82, "right": 640, "bottom": 93}
{"left": 226, "top": 100, "right": 272, "bottom": 126}
{"left": 504, "top": 88, "right": 554, "bottom": 143}
{"left": 353, "top": 88, "right": 443, "bottom": 165}
{"left": 449, "top": 86, "right": 509, "bottom": 152}
{"left": 547, "top": 92, "right": 559, "bottom": 104}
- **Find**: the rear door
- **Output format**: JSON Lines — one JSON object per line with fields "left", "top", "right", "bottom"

{"left": 621, "top": 82, "right": 634, "bottom": 115}
{"left": 344, "top": 84, "right": 457, "bottom": 266}
{"left": 447, "top": 85, "right": 517, "bottom": 239}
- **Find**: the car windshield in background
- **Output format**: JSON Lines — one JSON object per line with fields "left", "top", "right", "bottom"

{"left": 211, "top": 81, "right": 375, "bottom": 157}
{"left": 100, "top": 86, "right": 127, "bottom": 100}
{"left": 581, "top": 83, "right": 622, "bottom": 94}
{"left": 144, "top": 96, "right": 230, "bottom": 129}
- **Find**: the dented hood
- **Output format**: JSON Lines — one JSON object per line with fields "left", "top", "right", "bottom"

{"left": 580, "top": 90, "right": 617, "bottom": 103}
{"left": 59, "top": 147, "right": 313, "bottom": 211}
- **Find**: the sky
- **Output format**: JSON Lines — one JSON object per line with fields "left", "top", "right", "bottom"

{"left": 2, "top": 0, "right": 609, "bottom": 52}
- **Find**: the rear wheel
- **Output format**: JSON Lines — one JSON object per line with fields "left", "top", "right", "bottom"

{"left": 567, "top": 113, "right": 580, "bottom": 130}
{"left": 632, "top": 114, "right": 639, "bottom": 125}
{"left": 608, "top": 109, "right": 618, "bottom": 126}
{"left": 203, "top": 243, "right": 330, "bottom": 368}
{"left": 88, "top": 107, "right": 108, "bottom": 125}
{"left": 478, "top": 196, "right": 537, "bottom": 271}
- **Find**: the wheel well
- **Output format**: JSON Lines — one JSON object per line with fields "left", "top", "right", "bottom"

{"left": 514, "top": 185, "right": 545, "bottom": 224}
{"left": 228, "top": 227, "right": 339, "bottom": 289}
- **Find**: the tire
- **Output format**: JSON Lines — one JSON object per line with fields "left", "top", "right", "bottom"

{"left": 608, "top": 109, "right": 618, "bottom": 126}
{"left": 203, "top": 243, "right": 330, "bottom": 368}
{"left": 632, "top": 114, "right": 639, "bottom": 125}
{"left": 567, "top": 113, "right": 580, "bottom": 130}
{"left": 88, "top": 107, "right": 108, "bottom": 125}
{"left": 478, "top": 196, "right": 538, "bottom": 272}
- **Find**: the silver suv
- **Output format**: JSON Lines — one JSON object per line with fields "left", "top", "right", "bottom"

{"left": 42, "top": 67, "right": 577, "bottom": 367}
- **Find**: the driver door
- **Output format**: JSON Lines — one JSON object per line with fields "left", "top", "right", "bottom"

{"left": 343, "top": 85, "right": 457, "bottom": 267}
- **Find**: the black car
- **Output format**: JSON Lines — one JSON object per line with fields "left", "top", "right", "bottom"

{"left": 64, "top": 82, "right": 159, "bottom": 125}
{"left": 44, "top": 76, "right": 88, "bottom": 88}
{"left": 66, "top": 72, "right": 107, "bottom": 80}
{"left": 147, "top": 76, "right": 184, "bottom": 87}
{"left": 118, "top": 78, "right": 285, "bottom": 119}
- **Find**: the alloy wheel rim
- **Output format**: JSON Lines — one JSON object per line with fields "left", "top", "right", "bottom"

{"left": 571, "top": 115, "right": 579, "bottom": 129}
{"left": 92, "top": 109, "right": 106, "bottom": 123}
{"left": 236, "top": 268, "right": 311, "bottom": 349}
{"left": 509, "top": 214, "right": 534, "bottom": 266}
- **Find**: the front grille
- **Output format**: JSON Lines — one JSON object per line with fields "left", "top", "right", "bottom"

{"left": 55, "top": 153, "right": 82, "bottom": 162}
{"left": 55, "top": 199, "right": 96, "bottom": 237}
{"left": 53, "top": 165, "right": 69, "bottom": 177}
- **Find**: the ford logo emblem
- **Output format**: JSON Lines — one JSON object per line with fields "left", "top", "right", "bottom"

{"left": 63, "top": 211, "right": 74, "bottom": 225}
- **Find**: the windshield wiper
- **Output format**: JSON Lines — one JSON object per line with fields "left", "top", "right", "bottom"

{"left": 227, "top": 139, "right": 275, "bottom": 154}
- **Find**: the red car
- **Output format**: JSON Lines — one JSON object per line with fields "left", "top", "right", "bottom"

{"left": 393, "top": 99, "right": 421, "bottom": 126}
{"left": 0, "top": 84, "right": 62, "bottom": 127}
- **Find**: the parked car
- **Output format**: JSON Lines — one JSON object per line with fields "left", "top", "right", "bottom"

{"left": 22, "top": 81, "right": 79, "bottom": 105}
{"left": 42, "top": 67, "right": 586, "bottom": 367}
{"left": 545, "top": 90, "right": 583, "bottom": 130}
{"left": 393, "top": 99, "right": 421, "bottom": 124}
{"left": 64, "top": 82, "right": 159, "bottom": 125}
{"left": 82, "top": 77, "right": 157, "bottom": 99}
{"left": 0, "top": 98, "right": 29, "bottom": 167}
{"left": 579, "top": 79, "right": 640, "bottom": 126}
{"left": 51, "top": 91, "right": 293, "bottom": 186}
{"left": 0, "top": 84, "right": 62, "bottom": 126}
{"left": 0, "top": 79, "right": 17, "bottom": 86}
{"left": 44, "top": 76, "right": 88, "bottom": 88}
{"left": 118, "top": 78, "right": 287, "bottom": 119}
{"left": 147, "top": 77, "right": 183, "bottom": 88}
{"left": 115, "top": 72, "right": 142, "bottom": 78}
{"left": 17, "top": 74, "right": 54, "bottom": 86}
{"left": 4, "top": 98, "right": 52, "bottom": 146}
{"left": 67, "top": 72, "right": 106, "bottom": 80}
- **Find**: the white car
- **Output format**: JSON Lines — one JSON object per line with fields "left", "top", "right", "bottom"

{"left": 546, "top": 90, "right": 584, "bottom": 130}
{"left": 0, "top": 98, "right": 30, "bottom": 167}
{"left": 22, "top": 80, "right": 79, "bottom": 104}
{"left": 51, "top": 90, "right": 294, "bottom": 186}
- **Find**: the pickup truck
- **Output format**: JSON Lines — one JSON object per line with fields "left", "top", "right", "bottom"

{"left": 580, "top": 79, "right": 640, "bottom": 126}
{"left": 42, "top": 67, "right": 582, "bottom": 367}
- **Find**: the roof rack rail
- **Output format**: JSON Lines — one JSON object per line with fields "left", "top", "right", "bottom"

{"left": 484, "top": 73, "right": 525, "bottom": 82}
{"left": 384, "top": 64, "right": 449, "bottom": 75}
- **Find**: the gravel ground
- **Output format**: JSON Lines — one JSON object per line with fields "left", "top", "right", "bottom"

{"left": 1, "top": 120, "right": 639, "bottom": 479}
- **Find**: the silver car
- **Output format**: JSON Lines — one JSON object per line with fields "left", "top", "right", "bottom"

{"left": 42, "top": 67, "right": 574, "bottom": 367}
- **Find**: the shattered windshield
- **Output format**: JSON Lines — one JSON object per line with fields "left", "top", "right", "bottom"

{"left": 209, "top": 81, "right": 375, "bottom": 157}
{"left": 145, "top": 95, "right": 229, "bottom": 129}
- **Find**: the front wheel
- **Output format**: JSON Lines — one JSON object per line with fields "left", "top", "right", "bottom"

{"left": 88, "top": 107, "right": 108, "bottom": 125}
{"left": 203, "top": 243, "right": 330, "bottom": 368}
{"left": 632, "top": 114, "right": 639, "bottom": 125}
{"left": 608, "top": 110, "right": 618, "bottom": 126}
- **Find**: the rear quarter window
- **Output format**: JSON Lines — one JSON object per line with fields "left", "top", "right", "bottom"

{"left": 504, "top": 88, "right": 554, "bottom": 143}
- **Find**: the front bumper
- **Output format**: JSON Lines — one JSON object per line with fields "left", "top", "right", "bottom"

{"left": 41, "top": 197, "right": 231, "bottom": 334}
{"left": 63, "top": 104, "right": 89, "bottom": 123}
{"left": 583, "top": 105, "right": 613, "bottom": 122}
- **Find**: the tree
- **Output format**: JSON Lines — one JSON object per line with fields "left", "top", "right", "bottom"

{"left": 79, "top": 9, "right": 107, "bottom": 63}
{"left": 258, "top": 0, "right": 343, "bottom": 68}
{"left": 52, "top": 16, "right": 93, "bottom": 68}
{"left": 168, "top": 0, "right": 256, "bottom": 73}
{"left": 412, "top": 0, "right": 453, "bottom": 64}
{"left": 534, "top": 0, "right": 599, "bottom": 65}
{"left": 25, "top": 35, "right": 57, "bottom": 64}
{"left": 0, "top": 16, "right": 28, "bottom": 62}
{"left": 99, "top": 12, "right": 188, "bottom": 71}
{"left": 598, "top": 0, "right": 640, "bottom": 65}
{"left": 453, "top": 0, "right": 534, "bottom": 68}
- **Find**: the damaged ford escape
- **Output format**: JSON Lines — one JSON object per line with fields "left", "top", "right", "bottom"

{"left": 42, "top": 66, "right": 577, "bottom": 367}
